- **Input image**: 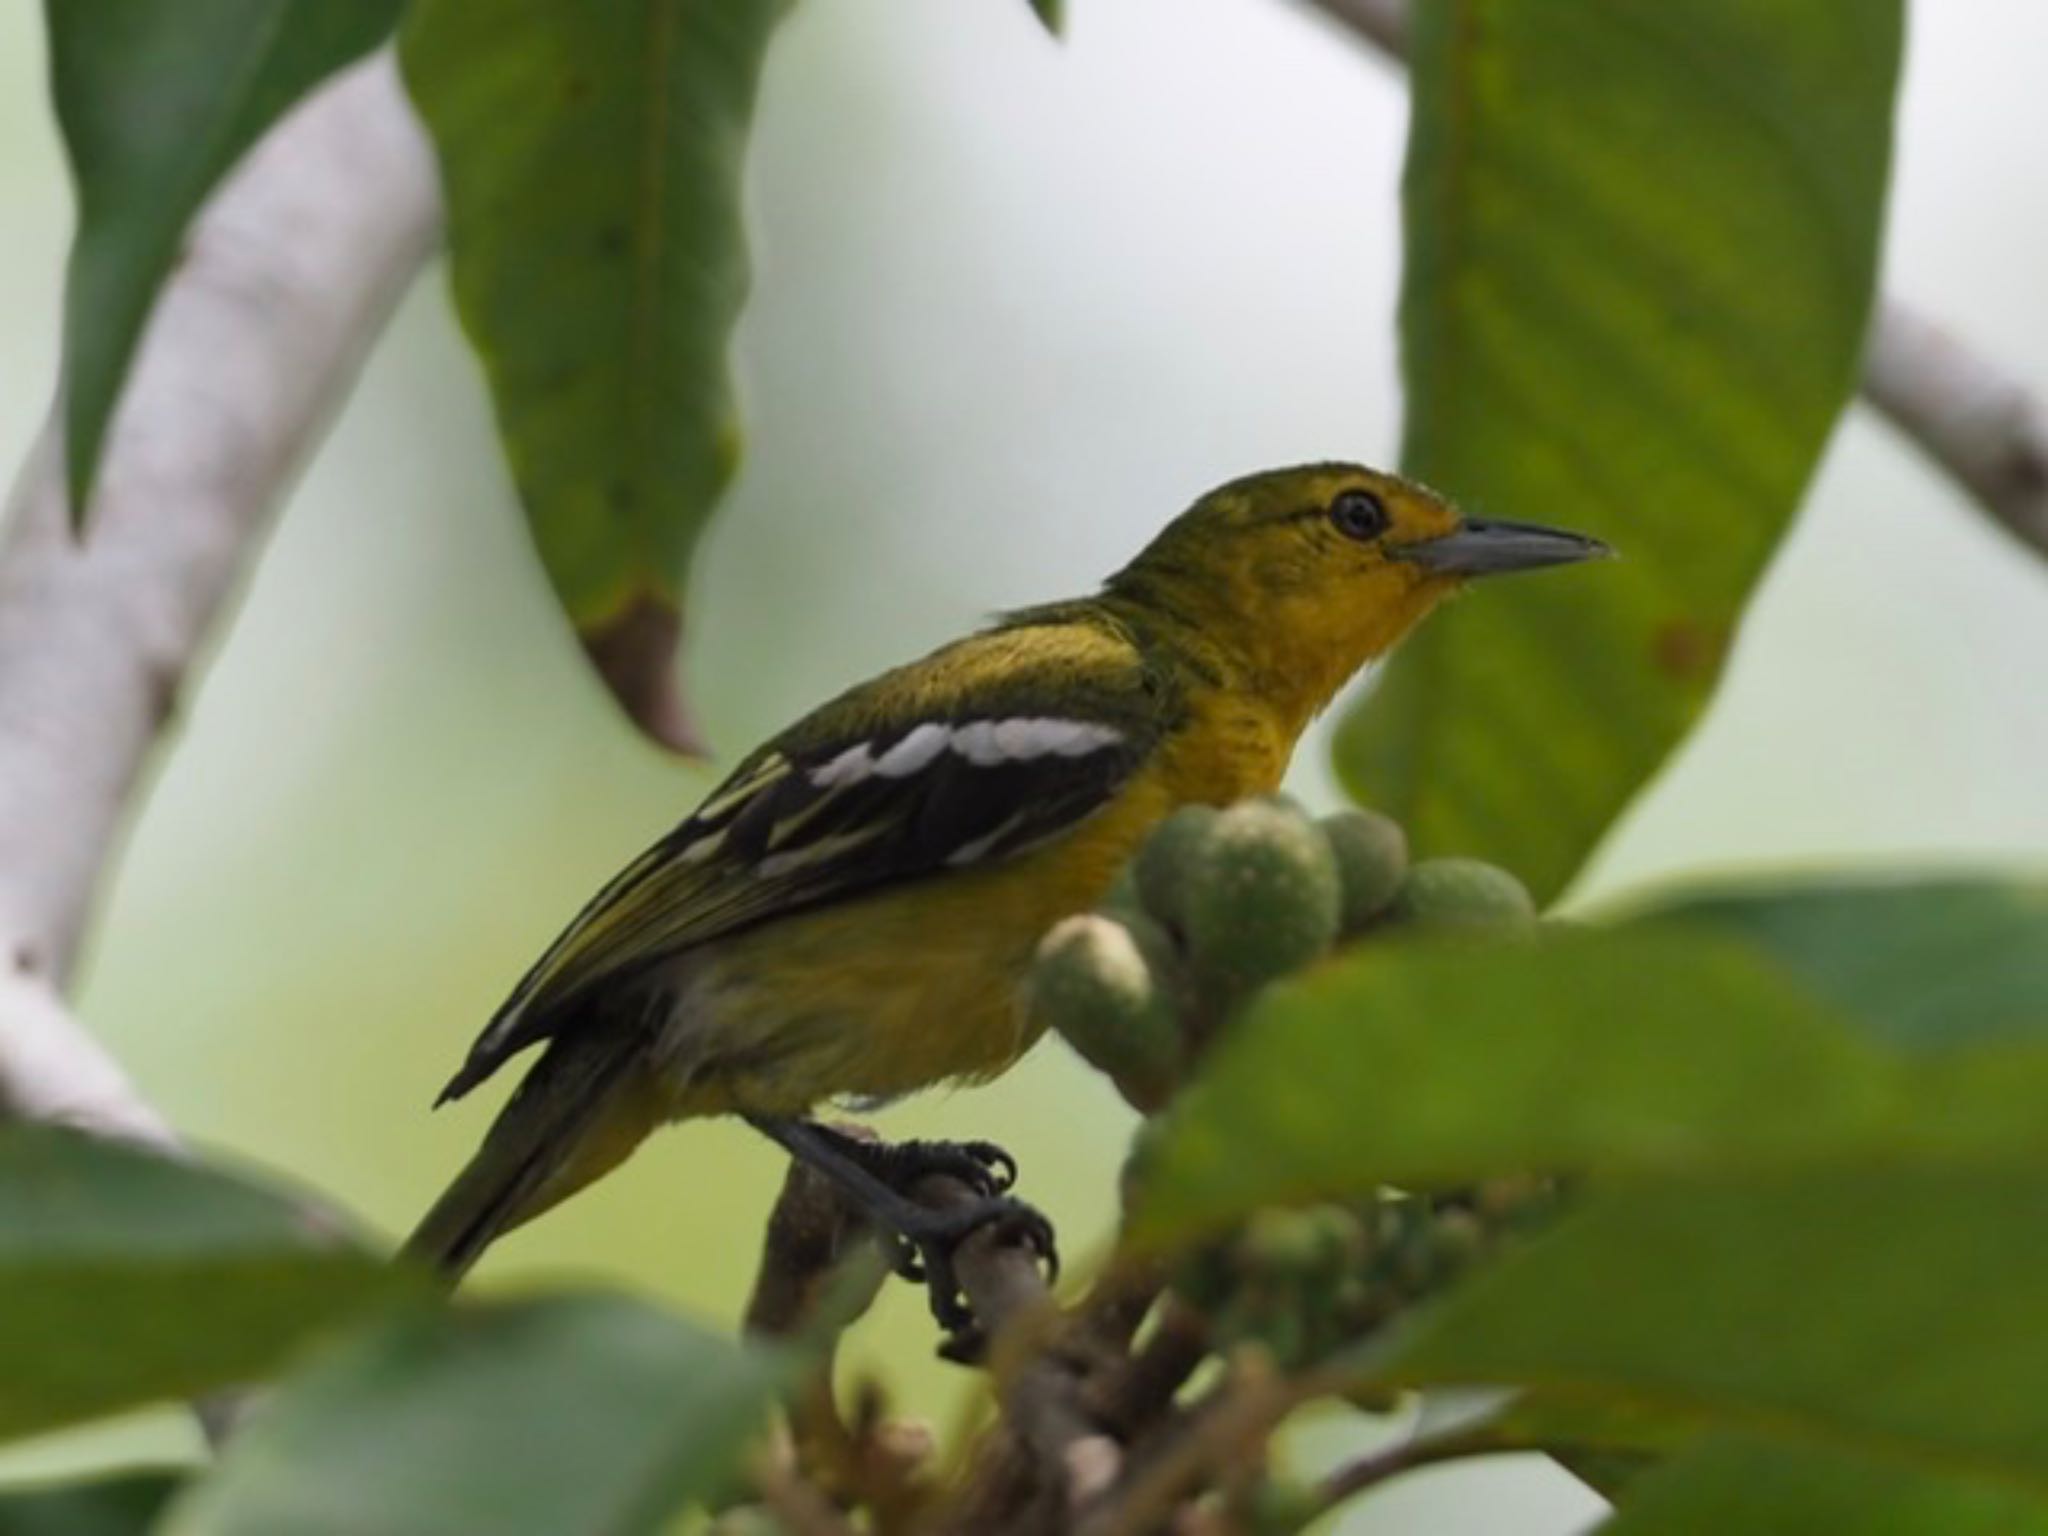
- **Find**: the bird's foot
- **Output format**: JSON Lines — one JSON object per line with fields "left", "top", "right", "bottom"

{"left": 811, "top": 1127, "right": 1018, "bottom": 1203}
{"left": 891, "top": 1194, "right": 1059, "bottom": 1363}
{"left": 748, "top": 1118, "right": 1058, "bottom": 1360}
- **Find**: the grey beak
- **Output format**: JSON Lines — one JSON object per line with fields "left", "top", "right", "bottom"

{"left": 1394, "top": 516, "right": 1613, "bottom": 577}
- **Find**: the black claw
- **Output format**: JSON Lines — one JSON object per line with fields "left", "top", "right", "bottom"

{"left": 746, "top": 1118, "right": 1055, "bottom": 1358}
{"left": 959, "top": 1139, "right": 1018, "bottom": 1192}
{"left": 891, "top": 1192, "right": 1061, "bottom": 1355}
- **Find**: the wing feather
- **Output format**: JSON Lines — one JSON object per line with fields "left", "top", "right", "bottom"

{"left": 438, "top": 618, "right": 1170, "bottom": 1100}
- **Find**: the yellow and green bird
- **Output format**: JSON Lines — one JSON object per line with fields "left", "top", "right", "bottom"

{"left": 409, "top": 463, "right": 1605, "bottom": 1335}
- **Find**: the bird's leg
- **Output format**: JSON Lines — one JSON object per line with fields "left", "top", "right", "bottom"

{"left": 745, "top": 1116, "right": 1058, "bottom": 1354}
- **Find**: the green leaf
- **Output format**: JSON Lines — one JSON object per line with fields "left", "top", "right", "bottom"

{"left": 1387, "top": 1170, "right": 2048, "bottom": 1495}
{"left": 1337, "top": 0, "right": 1904, "bottom": 900}
{"left": 1597, "top": 1436, "right": 2048, "bottom": 1535}
{"left": 45, "top": 0, "right": 403, "bottom": 524}
{"left": 163, "top": 1295, "right": 780, "bottom": 1536}
{"left": 0, "top": 1127, "right": 409, "bottom": 1445}
{"left": 399, "top": 0, "right": 792, "bottom": 752}
{"left": 1646, "top": 878, "right": 2048, "bottom": 1050}
{"left": 1127, "top": 878, "right": 2048, "bottom": 1245}
{"left": 1028, "top": 0, "right": 1066, "bottom": 37}
{"left": 0, "top": 1471, "right": 182, "bottom": 1536}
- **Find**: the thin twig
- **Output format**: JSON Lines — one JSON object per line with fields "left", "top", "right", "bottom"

{"left": 1312, "top": 1422, "right": 1508, "bottom": 1517}
{"left": 1297, "top": 0, "right": 2048, "bottom": 564}
{"left": 754, "top": 1456, "right": 863, "bottom": 1536}
{"left": 920, "top": 1174, "right": 1115, "bottom": 1531}
{"left": 1073, "top": 1350, "right": 1303, "bottom": 1536}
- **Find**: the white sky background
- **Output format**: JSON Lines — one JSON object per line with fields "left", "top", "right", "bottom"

{"left": 1, "top": 2, "right": 2044, "bottom": 1527}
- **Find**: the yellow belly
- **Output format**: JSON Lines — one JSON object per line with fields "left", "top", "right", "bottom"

{"left": 670, "top": 693, "right": 1291, "bottom": 1116}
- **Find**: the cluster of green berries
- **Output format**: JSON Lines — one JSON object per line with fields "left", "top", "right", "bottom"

{"left": 1173, "top": 1177, "right": 1559, "bottom": 1374}
{"left": 1026, "top": 795, "right": 1536, "bottom": 1111}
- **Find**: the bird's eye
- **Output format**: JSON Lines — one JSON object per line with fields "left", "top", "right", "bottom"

{"left": 1329, "top": 488, "right": 1390, "bottom": 542}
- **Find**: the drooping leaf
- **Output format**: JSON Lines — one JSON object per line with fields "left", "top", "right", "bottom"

{"left": 163, "top": 1295, "right": 780, "bottom": 1536}
{"left": 1596, "top": 1435, "right": 2048, "bottom": 1535}
{"left": 0, "top": 1471, "right": 183, "bottom": 1536}
{"left": 1338, "top": 0, "right": 1904, "bottom": 900}
{"left": 45, "top": 0, "right": 403, "bottom": 524}
{"left": 399, "top": 0, "right": 793, "bottom": 752}
{"left": 1127, "top": 878, "right": 2048, "bottom": 1245}
{"left": 1028, "top": 0, "right": 1066, "bottom": 37}
{"left": 1384, "top": 1170, "right": 2048, "bottom": 1496}
{"left": 0, "top": 1127, "right": 410, "bottom": 1445}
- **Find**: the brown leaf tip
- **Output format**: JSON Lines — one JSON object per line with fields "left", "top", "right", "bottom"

{"left": 581, "top": 592, "right": 710, "bottom": 758}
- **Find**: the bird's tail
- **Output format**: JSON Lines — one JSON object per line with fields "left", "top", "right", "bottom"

{"left": 403, "top": 1027, "right": 652, "bottom": 1281}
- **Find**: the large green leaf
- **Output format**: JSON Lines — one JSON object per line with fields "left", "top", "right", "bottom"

{"left": 164, "top": 1295, "right": 779, "bottom": 1536}
{"left": 45, "top": 0, "right": 403, "bottom": 523}
{"left": 0, "top": 1127, "right": 409, "bottom": 1444}
{"left": 0, "top": 1472, "right": 182, "bottom": 1536}
{"left": 1127, "top": 878, "right": 2048, "bottom": 1245}
{"left": 399, "top": 0, "right": 791, "bottom": 752}
{"left": 1597, "top": 1436, "right": 2048, "bottom": 1535}
{"left": 1384, "top": 1169, "right": 2048, "bottom": 1493}
{"left": 1337, "top": 0, "right": 1903, "bottom": 900}
{"left": 1648, "top": 878, "right": 2048, "bottom": 1050}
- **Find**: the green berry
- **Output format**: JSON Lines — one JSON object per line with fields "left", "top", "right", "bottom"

{"left": 1098, "top": 863, "right": 1145, "bottom": 923}
{"left": 1387, "top": 857, "right": 1537, "bottom": 934}
{"left": 1030, "top": 914, "right": 1181, "bottom": 1111}
{"left": 1235, "top": 1208, "right": 1329, "bottom": 1278}
{"left": 1132, "top": 804, "right": 1222, "bottom": 931}
{"left": 1180, "top": 800, "right": 1341, "bottom": 993}
{"left": 1320, "top": 808, "right": 1409, "bottom": 934}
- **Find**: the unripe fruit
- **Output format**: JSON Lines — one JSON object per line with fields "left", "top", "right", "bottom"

{"left": 1029, "top": 914, "right": 1180, "bottom": 1111}
{"left": 1180, "top": 800, "right": 1341, "bottom": 993}
{"left": 1387, "top": 857, "right": 1537, "bottom": 933}
{"left": 1320, "top": 808, "right": 1409, "bottom": 934}
{"left": 1235, "top": 1208, "right": 1329, "bottom": 1278}
{"left": 1098, "top": 864, "right": 1144, "bottom": 924}
{"left": 1132, "top": 803, "right": 1221, "bottom": 931}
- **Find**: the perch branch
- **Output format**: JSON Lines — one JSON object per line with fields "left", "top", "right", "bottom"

{"left": 1298, "top": 0, "right": 2048, "bottom": 564}
{"left": 0, "top": 53, "right": 439, "bottom": 1144}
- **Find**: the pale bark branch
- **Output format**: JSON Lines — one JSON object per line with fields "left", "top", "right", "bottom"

{"left": 0, "top": 53, "right": 440, "bottom": 1144}
{"left": 1862, "top": 299, "right": 2048, "bottom": 555}
{"left": 1298, "top": 0, "right": 2048, "bottom": 564}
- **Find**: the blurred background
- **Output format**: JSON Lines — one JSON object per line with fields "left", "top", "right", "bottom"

{"left": 2, "top": 2, "right": 2044, "bottom": 1529}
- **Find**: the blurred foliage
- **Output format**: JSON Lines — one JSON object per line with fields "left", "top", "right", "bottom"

{"left": 1392, "top": 1169, "right": 2048, "bottom": 1498}
{"left": 160, "top": 1296, "right": 778, "bottom": 1535}
{"left": 0, "top": 1128, "right": 411, "bottom": 1444}
{"left": 399, "top": 0, "right": 792, "bottom": 747}
{"left": 0, "top": 1468, "right": 180, "bottom": 1536}
{"left": 1131, "top": 879, "right": 2048, "bottom": 1240}
{"left": 1338, "top": 0, "right": 1904, "bottom": 901}
{"left": 43, "top": 0, "right": 401, "bottom": 521}
{"left": 15, "top": 0, "right": 2046, "bottom": 1532}
{"left": 1595, "top": 1436, "right": 2048, "bottom": 1535}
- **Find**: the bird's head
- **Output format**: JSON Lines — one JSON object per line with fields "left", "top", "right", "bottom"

{"left": 1107, "top": 462, "right": 1609, "bottom": 728}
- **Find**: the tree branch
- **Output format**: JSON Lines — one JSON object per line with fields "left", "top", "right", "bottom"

{"left": 1297, "top": 0, "right": 2048, "bottom": 564}
{"left": 0, "top": 54, "right": 439, "bottom": 1146}
{"left": 1862, "top": 299, "right": 2048, "bottom": 555}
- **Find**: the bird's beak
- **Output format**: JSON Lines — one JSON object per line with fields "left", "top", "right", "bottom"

{"left": 1393, "top": 517, "right": 1613, "bottom": 577}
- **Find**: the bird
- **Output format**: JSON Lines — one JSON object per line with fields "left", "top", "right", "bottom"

{"left": 407, "top": 462, "right": 1607, "bottom": 1341}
